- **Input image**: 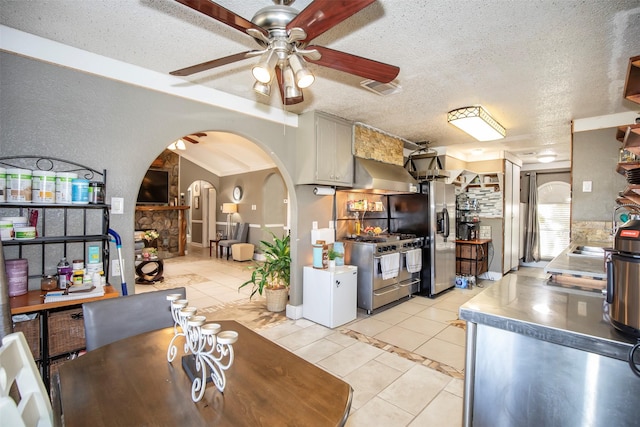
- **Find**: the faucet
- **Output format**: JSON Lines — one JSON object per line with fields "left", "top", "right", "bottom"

{"left": 612, "top": 204, "right": 640, "bottom": 235}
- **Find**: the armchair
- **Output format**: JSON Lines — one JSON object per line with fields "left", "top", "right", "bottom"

{"left": 218, "top": 223, "right": 249, "bottom": 260}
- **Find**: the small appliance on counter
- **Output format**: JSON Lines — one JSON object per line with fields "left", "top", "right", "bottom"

{"left": 606, "top": 215, "right": 640, "bottom": 377}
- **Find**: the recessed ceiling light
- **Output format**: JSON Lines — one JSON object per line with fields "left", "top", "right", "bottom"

{"left": 537, "top": 153, "right": 556, "bottom": 163}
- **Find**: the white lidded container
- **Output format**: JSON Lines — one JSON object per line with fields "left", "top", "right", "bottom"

{"left": 0, "top": 220, "right": 12, "bottom": 241}
{"left": 32, "top": 170, "right": 57, "bottom": 203}
{"left": 55, "top": 172, "right": 78, "bottom": 203}
{"left": 1, "top": 216, "right": 29, "bottom": 240}
{"left": 0, "top": 167, "right": 6, "bottom": 202}
{"left": 6, "top": 168, "right": 32, "bottom": 203}
{"left": 14, "top": 226, "right": 36, "bottom": 240}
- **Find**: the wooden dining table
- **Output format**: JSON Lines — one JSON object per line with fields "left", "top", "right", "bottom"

{"left": 58, "top": 320, "right": 353, "bottom": 426}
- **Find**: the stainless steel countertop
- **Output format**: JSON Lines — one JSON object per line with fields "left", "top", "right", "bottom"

{"left": 459, "top": 274, "right": 637, "bottom": 361}
{"left": 544, "top": 241, "right": 609, "bottom": 278}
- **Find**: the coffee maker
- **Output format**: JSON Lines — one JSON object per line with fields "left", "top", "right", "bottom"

{"left": 457, "top": 222, "right": 478, "bottom": 240}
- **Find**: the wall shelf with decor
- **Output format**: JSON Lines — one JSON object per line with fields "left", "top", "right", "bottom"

{"left": 623, "top": 55, "right": 640, "bottom": 105}
{"left": 617, "top": 124, "right": 640, "bottom": 156}
{"left": 448, "top": 170, "right": 503, "bottom": 191}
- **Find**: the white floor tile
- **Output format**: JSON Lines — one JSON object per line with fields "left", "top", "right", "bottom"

{"left": 343, "top": 360, "right": 404, "bottom": 409}
{"left": 414, "top": 338, "right": 466, "bottom": 371}
{"left": 408, "top": 390, "right": 462, "bottom": 427}
{"left": 318, "top": 341, "right": 385, "bottom": 377}
{"left": 373, "top": 325, "right": 430, "bottom": 352}
{"left": 378, "top": 364, "right": 452, "bottom": 415}
{"left": 345, "top": 396, "right": 414, "bottom": 427}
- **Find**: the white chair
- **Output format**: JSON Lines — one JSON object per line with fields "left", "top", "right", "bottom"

{"left": 0, "top": 331, "right": 53, "bottom": 427}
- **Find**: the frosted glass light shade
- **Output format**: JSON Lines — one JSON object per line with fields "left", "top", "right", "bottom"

{"left": 447, "top": 106, "right": 506, "bottom": 141}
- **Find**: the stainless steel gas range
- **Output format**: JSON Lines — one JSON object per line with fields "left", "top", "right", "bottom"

{"left": 343, "top": 234, "right": 424, "bottom": 314}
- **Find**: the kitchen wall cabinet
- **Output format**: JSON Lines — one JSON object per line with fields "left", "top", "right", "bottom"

{"left": 296, "top": 111, "right": 354, "bottom": 186}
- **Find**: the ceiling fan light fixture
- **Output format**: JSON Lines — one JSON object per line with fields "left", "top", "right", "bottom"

{"left": 252, "top": 50, "right": 278, "bottom": 83}
{"left": 447, "top": 106, "right": 506, "bottom": 141}
{"left": 288, "top": 53, "right": 314, "bottom": 88}
{"left": 253, "top": 80, "right": 271, "bottom": 96}
{"left": 537, "top": 153, "right": 557, "bottom": 163}
{"left": 283, "top": 65, "right": 302, "bottom": 99}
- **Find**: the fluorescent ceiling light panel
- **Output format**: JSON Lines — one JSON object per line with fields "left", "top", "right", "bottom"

{"left": 447, "top": 106, "right": 506, "bottom": 141}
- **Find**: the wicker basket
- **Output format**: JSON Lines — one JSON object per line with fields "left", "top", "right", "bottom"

{"left": 49, "top": 308, "right": 86, "bottom": 356}
{"left": 13, "top": 315, "right": 40, "bottom": 357}
{"left": 265, "top": 287, "right": 288, "bottom": 312}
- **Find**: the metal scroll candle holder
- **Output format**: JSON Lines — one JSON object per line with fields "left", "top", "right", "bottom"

{"left": 165, "top": 294, "right": 238, "bottom": 402}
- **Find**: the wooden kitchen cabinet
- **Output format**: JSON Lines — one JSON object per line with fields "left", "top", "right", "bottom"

{"left": 456, "top": 239, "right": 490, "bottom": 276}
{"left": 296, "top": 110, "right": 354, "bottom": 186}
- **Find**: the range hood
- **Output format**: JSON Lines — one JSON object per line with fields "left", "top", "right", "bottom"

{"left": 351, "top": 157, "right": 419, "bottom": 194}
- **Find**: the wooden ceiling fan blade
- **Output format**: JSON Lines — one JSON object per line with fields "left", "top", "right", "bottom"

{"left": 170, "top": 51, "right": 258, "bottom": 76}
{"left": 174, "top": 0, "right": 268, "bottom": 37}
{"left": 307, "top": 45, "right": 399, "bottom": 83}
{"left": 287, "top": 0, "right": 376, "bottom": 42}
{"left": 275, "top": 67, "right": 304, "bottom": 105}
{"left": 183, "top": 136, "right": 199, "bottom": 144}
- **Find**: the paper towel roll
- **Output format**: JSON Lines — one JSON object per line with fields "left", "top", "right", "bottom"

{"left": 313, "top": 187, "right": 335, "bottom": 196}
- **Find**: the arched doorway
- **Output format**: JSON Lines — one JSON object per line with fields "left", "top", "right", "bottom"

{"left": 186, "top": 180, "right": 216, "bottom": 247}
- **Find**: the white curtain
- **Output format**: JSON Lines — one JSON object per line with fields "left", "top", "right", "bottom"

{"left": 523, "top": 172, "right": 540, "bottom": 263}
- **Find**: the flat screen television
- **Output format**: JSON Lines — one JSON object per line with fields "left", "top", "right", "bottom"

{"left": 137, "top": 169, "right": 169, "bottom": 205}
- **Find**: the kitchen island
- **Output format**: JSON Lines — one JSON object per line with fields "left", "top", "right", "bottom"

{"left": 459, "top": 274, "right": 640, "bottom": 426}
{"left": 544, "top": 241, "right": 608, "bottom": 291}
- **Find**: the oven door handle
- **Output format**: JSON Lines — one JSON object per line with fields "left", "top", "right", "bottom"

{"left": 373, "top": 285, "right": 400, "bottom": 296}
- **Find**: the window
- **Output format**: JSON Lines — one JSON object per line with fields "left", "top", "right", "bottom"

{"left": 537, "top": 182, "right": 571, "bottom": 259}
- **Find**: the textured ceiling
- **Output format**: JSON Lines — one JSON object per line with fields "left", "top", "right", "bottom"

{"left": 2, "top": 0, "right": 639, "bottom": 175}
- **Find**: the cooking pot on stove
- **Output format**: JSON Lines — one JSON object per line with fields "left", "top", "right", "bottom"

{"left": 606, "top": 217, "right": 640, "bottom": 376}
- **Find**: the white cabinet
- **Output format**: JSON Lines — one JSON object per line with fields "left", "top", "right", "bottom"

{"left": 503, "top": 159, "right": 521, "bottom": 273}
{"left": 296, "top": 111, "right": 354, "bottom": 186}
{"left": 303, "top": 265, "right": 357, "bottom": 328}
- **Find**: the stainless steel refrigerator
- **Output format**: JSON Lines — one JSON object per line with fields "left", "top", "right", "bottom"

{"left": 389, "top": 180, "right": 456, "bottom": 297}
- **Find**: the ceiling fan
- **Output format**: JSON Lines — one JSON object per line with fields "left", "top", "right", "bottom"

{"left": 169, "top": 132, "right": 206, "bottom": 150}
{"left": 170, "top": 0, "right": 400, "bottom": 105}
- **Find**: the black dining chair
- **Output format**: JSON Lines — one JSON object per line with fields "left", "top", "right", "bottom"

{"left": 82, "top": 287, "right": 186, "bottom": 351}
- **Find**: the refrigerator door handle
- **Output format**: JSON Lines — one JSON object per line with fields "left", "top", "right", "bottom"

{"left": 442, "top": 207, "right": 450, "bottom": 241}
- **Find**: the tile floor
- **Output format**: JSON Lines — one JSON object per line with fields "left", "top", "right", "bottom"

{"left": 135, "top": 244, "right": 548, "bottom": 426}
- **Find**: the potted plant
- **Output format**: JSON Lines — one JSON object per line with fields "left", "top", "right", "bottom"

{"left": 239, "top": 231, "right": 290, "bottom": 312}
{"left": 327, "top": 247, "right": 343, "bottom": 269}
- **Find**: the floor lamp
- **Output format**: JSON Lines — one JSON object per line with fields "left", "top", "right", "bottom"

{"left": 222, "top": 203, "right": 237, "bottom": 239}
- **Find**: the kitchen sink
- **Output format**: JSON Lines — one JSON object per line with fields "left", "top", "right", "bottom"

{"left": 567, "top": 245, "right": 605, "bottom": 258}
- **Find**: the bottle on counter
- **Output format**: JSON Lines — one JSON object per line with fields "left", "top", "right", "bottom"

{"left": 57, "top": 257, "right": 72, "bottom": 289}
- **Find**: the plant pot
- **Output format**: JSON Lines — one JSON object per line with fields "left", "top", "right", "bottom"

{"left": 328, "top": 260, "right": 336, "bottom": 269}
{"left": 265, "top": 287, "right": 288, "bottom": 312}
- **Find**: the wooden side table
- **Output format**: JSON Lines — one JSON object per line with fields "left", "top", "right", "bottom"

{"left": 456, "top": 239, "right": 491, "bottom": 277}
{"left": 9, "top": 285, "right": 119, "bottom": 391}
{"left": 209, "top": 239, "right": 221, "bottom": 257}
